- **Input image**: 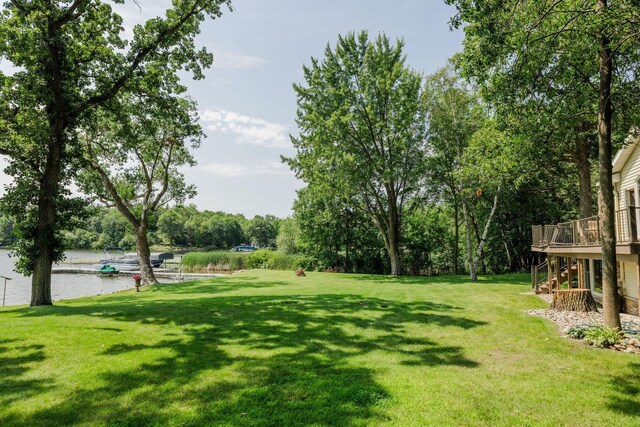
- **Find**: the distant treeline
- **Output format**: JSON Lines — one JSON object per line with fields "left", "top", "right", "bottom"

{"left": 0, "top": 205, "right": 280, "bottom": 252}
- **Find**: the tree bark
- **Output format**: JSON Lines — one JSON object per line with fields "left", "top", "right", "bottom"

{"left": 575, "top": 136, "right": 593, "bottom": 218}
{"left": 551, "top": 289, "right": 599, "bottom": 312}
{"left": 463, "top": 190, "right": 499, "bottom": 282}
{"left": 462, "top": 201, "right": 476, "bottom": 281}
{"left": 31, "top": 17, "right": 66, "bottom": 306}
{"left": 453, "top": 195, "right": 459, "bottom": 274}
{"left": 31, "top": 135, "right": 63, "bottom": 306}
{"left": 387, "top": 204, "right": 402, "bottom": 276}
{"left": 596, "top": 0, "right": 622, "bottom": 330}
{"left": 135, "top": 225, "right": 158, "bottom": 285}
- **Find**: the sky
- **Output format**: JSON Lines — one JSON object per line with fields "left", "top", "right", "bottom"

{"left": 0, "top": 0, "right": 464, "bottom": 218}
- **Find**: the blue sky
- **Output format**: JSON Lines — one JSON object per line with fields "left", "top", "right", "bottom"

{"left": 0, "top": 0, "right": 464, "bottom": 218}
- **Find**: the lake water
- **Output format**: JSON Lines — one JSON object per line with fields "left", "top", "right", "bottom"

{"left": 0, "top": 249, "right": 138, "bottom": 307}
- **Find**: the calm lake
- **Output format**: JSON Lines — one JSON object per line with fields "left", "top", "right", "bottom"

{"left": 0, "top": 249, "right": 137, "bottom": 307}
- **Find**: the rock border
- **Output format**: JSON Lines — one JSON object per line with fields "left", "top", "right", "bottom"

{"left": 524, "top": 292, "right": 640, "bottom": 354}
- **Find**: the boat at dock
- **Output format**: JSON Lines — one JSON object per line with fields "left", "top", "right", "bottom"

{"left": 95, "top": 247, "right": 174, "bottom": 271}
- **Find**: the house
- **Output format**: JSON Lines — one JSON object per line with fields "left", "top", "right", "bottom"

{"left": 531, "top": 133, "right": 640, "bottom": 316}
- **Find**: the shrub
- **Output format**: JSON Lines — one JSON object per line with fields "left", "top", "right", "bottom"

{"left": 583, "top": 327, "right": 621, "bottom": 348}
{"left": 566, "top": 324, "right": 593, "bottom": 340}
{"left": 246, "top": 249, "right": 274, "bottom": 269}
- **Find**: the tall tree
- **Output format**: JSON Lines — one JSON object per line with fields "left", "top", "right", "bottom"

{"left": 0, "top": 0, "right": 231, "bottom": 306}
{"left": 424, "top": 64, "right": 485, "bottom": 274}
{"left": 79, "top": 95, "right": 201, "bottom": 285}
{"left": 447, "top": 0, "right": 640, "bottom": 328}
{"left": 286, "top": 31, "right": 428, "bottom": 275}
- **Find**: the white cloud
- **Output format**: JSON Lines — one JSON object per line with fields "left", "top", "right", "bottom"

{"left": 213, "top": 52, "right": 270, "bottom": 70}
{"left": 200, "top": 109, "right": 291, "bottom": 148}
{"left": 200, "top": 161, "right": 293, "bottom": 178}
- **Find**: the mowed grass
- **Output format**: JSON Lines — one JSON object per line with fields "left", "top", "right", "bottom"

{"left": 1, "top": 271, "right": 639, "bottom": 426}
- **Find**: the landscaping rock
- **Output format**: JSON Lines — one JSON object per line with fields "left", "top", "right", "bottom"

{"left": 525, "top": 294, "right": 640, "bottom": 353}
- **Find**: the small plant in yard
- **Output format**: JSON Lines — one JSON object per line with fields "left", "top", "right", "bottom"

{"left": 566, "top": 324, "right": 594, "bottom": 340}
{"left": 583, "top": 327, "right": 621, "bottom": 348}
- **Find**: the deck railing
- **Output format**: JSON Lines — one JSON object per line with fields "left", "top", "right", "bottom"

{"left": 532, "top": 207, "right": 640, "bottom": 247}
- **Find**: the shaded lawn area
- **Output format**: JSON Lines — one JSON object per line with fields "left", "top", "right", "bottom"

{"left": 1, "top": 271, "right": 639, "bottom": 426}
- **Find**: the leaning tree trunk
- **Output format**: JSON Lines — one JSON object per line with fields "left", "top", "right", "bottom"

{"left": 551, "top": 289, "right": 599, "bottom": 312}
{"left": 463, "top": 190, "right": 500, "bottom": 282}
{"left": 135, "top": 225, "right": 158, "bottom": 285}
{"left": 596, "top": 0, "right": 622, "bottom": 330}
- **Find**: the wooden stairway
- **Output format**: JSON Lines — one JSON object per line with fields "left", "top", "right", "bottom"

{"left": 536, "top": 260, "right": 578, "bottom": 294}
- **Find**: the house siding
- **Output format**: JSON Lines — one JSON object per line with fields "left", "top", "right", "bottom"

{"left": 622, "top": 261, "right": 639, "bottom": 299}
{"left": 620, "top": 143, "right": 640, "bottom": 208}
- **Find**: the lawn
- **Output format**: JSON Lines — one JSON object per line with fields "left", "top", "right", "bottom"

{"left": 1, "top": 271, "right": 639, "bottom": 426}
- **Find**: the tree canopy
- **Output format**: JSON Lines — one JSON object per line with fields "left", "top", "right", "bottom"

{"left": 286, "top": 31, "right": 428, "bottom": 275}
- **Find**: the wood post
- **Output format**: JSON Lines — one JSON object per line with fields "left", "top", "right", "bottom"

{"left": 567, "top": 257, "right": 573, "bottom": 289}
{"left": 548, "top": 256, "right": 553, "bottom": 295}
{"left": 578, "top": 258, "right": 584, "bottom": 289}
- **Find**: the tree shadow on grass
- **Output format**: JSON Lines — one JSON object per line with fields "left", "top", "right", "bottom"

{"left": 0, "top": 339, "right": 51, "bottom": 411}
{"left": 6, "top": 292, "right": 486, "bottom": 426}
{"left": 344, "top": 273, "right": 529, "bottom": 286}
{"left": 607, "top": 362, "right": 640, "bottom": 417}
{"left": 147, "top": 277, "right": 292, "bottom": 295}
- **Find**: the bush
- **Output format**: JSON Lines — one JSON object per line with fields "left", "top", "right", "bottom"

{"left": 566, "top": 324, "right": 593, "bottom": 340}
{"left": 583, "top": 327, "right": 621, "bottom": 348}
{"left": 246, "top": 249, "right": 274, "bottom": 269}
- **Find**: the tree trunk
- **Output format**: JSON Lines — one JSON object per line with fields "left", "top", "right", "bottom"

{"left": 31, "top": 154, "right": 60, "bottom": 306}
{"left": 453, "top": 197, "right": 459, "bottom": 275}
{"left": 596, "top": 0, "right": 622, "bottom": 330}
{"left": 136, "top": 225, "right": 158, "bottom": 285}
{"left": 551, "top": 289, "right": 599, "bottom": 312}
{"left": 462, "top": 201, "right": 476, "bottom": 281}
{"left": 463, "top": 190, "right": 499, "bottom": 282}
{"left": 387, "top": 212, "right": 402, "bottom": 276}
{"left": 472, "top": 191, "right": 499, "bottom": 281}
{"left": 575, "top": 136, "right": 593, "bottom": 218}
{"left": 31, "top": 18, "right": 67, "bottom": 307}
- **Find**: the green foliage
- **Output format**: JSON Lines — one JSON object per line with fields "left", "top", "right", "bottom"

{"left": 403, "top": 206, "right": 455, "bottom": 276}
{"left": 181, "top": 251, "right": 248, "bottom": 271}
{"left": 157, "top": 205, "right": 248, "bottom": 249}
{"left": 286, "top": 31, "right": 428, "bottom": 275}
{"left": 246, "top": 249, "right": 302, "bottom": 270}
{"left": 583, "top": 327, "right": 621, "bottom": 348}
{"left": 293, "top": 186, "right": 385, "bottom": 274}
{"left": 0, "top": 214, "right": 16, "bottom": 246}
{"left": 276, "top": 218, "right": 301, "bottom": 255}
{"left": 566, "top": 324, "right": 594, "bottom": 340}
{"left": 181, "top": 249, "right": 302, "bottom": 272}
{"left": 0, "top": 0, "right": 232, "bottom": 303}
{"left": 246, "top": 249, "right": 275, "bottom": 269}
{"left": 247, "top": 216, "right": 278, "bottom": 248}
{"left": 62, "top": 229, "right": 99, "bottom": 250}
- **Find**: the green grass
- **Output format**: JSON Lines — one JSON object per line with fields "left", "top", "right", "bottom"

{"left": 1, "top": 271, "right": 639, "bottom": 426}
